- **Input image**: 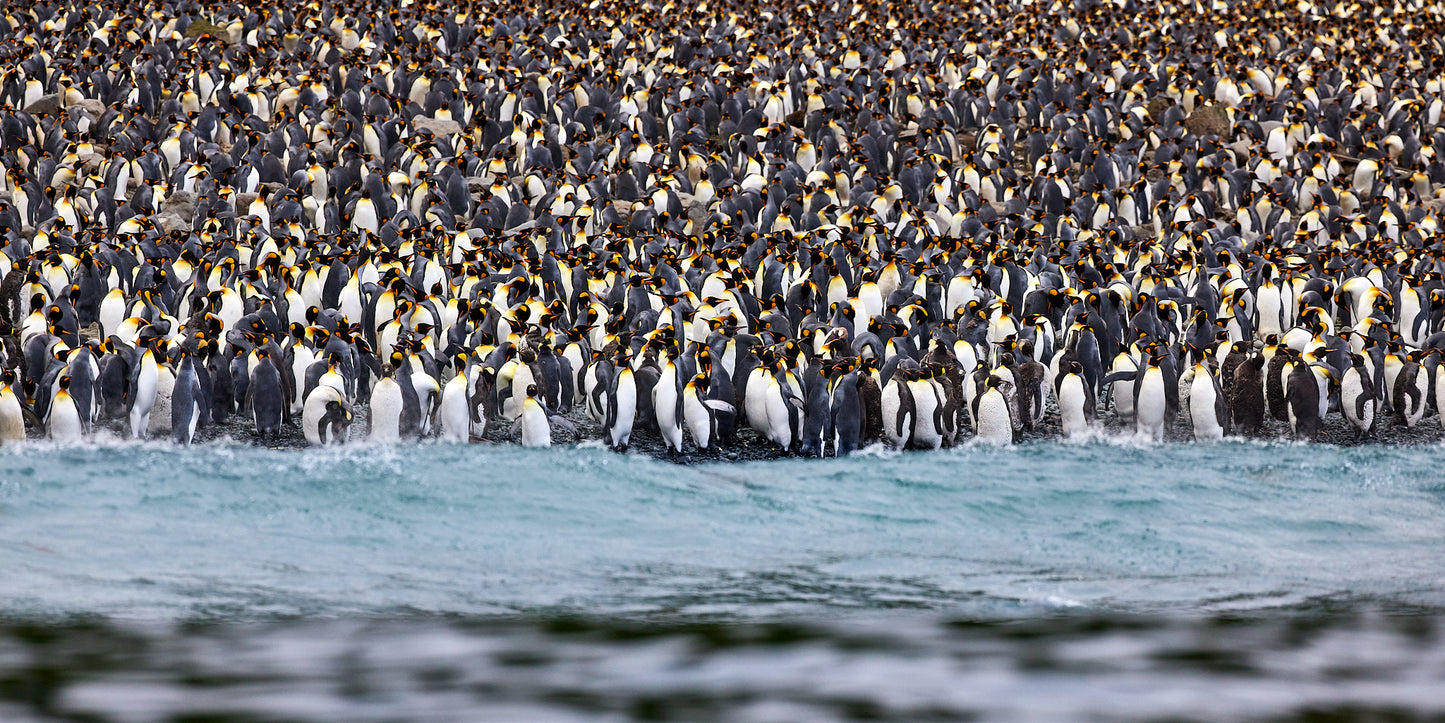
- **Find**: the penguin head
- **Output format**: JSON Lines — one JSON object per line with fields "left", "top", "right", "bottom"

{"left": 58, "top": 375, "right": 71, "bottom": 392}
{"left": 526, "top": 384, "right": 539, "bottom": 399}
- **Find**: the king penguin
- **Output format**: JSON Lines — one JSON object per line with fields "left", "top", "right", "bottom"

{"left": 1187, "top": 349, "right": 1229, "bottom": 441}
{"left": 972, "top": 375, "right": 1015, "bottom": 444}
{"left": 47, "top": 375, "right": 84, "bottom": 443}
{"left": 519, "top": 384, "right": 552, "bottom": 447}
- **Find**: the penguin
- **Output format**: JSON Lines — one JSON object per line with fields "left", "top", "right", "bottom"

{"left": 763, "top": 367, "right": 803, "bottom": 452}
{"left": 604, "top": 364, "right": 637, "bottom": 451}
{"left": 1393, "top": 350, "right": 1430, "bottom": 428}
{"left": 972, "top": 375, "right": 1015, "bottom": 444}
{"left": 369, "top": 366, "right": 406, "bottom": 443}
{"left": 1342, "top": 353, "right": 1376, "bottom": 441}
{"left": 438, "top": 354, "right": 473, "bottom": 443}
{"left": 127, "top": 344, "right": 160, "bottom": 440}
{"left": 1187, "top": 349, "right": 1229, "bottom": 441}
{"left": 47, "top": 376, "right": 84, "bottom": 443}
{"left": 245, "top": 348, "right": 285, "bottom": 442}
{"left": 682, "top": 373, "right": 720, "bottom": 451}
{"left": 1286, "top": 362, "right": 1332, "bottom": 442}
{"left": 1055, "top": 360, "right": 1097, "bottom": 439}
{"left": 519, "top": 384, "right": 552, "bottom": 448}
{"left": 171, "top": 353, "right": 204, "bottom": 445}
{"left": 831, "top": 364, "right": 864, "bottom": 456}
{"left": 303, "top": 385, "right": 352, "bottom": 446}
{"left": 1134, "top": 351, "right": 1169, "bottom": 442}
{"left": 0, "top": 370, "right": 28, "bottom": 442}
{"left": 653, "top": 358, "right": 684, "bottom": 453}
{"left": 1230, "top": 354, "right": 1268, "bottom": 438}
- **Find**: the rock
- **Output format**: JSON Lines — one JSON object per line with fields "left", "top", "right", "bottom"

{"left": 1146, "top": 96, "right": 1171, "bottom": 120}
{"left": 234, "top": 193, "right": 258, "bottom": 211}
{"left": 184, "top": 20, "right": 225, "bottom": 39}
{"left": 676, "top": 191, "right": 710, "bottom": 229}
{"left": 153, "top": 213, "right": 189, "bottom": 234}
{"left": 79, "top": 323, "right": 100, "bottom": 342}
{"left": 412, "top": 116, "right": 462, "bottom": 137}
{"left": 161, "top": 190, "right": 196, "bottom": 219}
{"left": 73, "top": 99, "right": 106, "bottom": 117}
{"left": 23, "top": 94, "right": 60, "bottom": 116}
{"left": 1185, "top": 104, "right": 1231, "bottom": 138}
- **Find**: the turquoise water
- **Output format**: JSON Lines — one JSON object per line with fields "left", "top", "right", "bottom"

{"left": 3, "top": 440, "right": 1445, "bottom": 719}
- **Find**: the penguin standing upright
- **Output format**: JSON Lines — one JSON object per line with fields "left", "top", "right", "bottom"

{"left": 1055, "top": 360, "right": 1097, "bottom": 439}
{"left": 1134, "top": 351, "right": 1169, "bottom": 441}
{"left": 519, "top": 384, "right": 552, "bottom": 447}
{"left": 1286, "top": 361, "right": 1332, "bottom": 441}
{"left": 246, "top": 348, "right": 285, "bottom": 441}
{"left": 1342, "top": 353, "right": 1376, "bottom": 440}
{"left": 369, "top": 365, "right": 406, "bottom": 443}
{"left": 682, "top": 373, "right": 720, "bottom": 451}
{"left": 0, "top": 370, "right": 28, "bottom": 442}
{"left": 128, "top": 344, "right": 160, "bottom": 439}
{"left": 1187, "top": 349, "right": 1229, "bottom": 441}
{"left": 438, "top": 354, "right": 472, "bottom": 442}
{"left": 653, "top": 358, "right": 684, "bottom": 453}
{"left": 1393, "top": 350, "right": 1430, "bottom": 428}
{"left": 171, "top": 352, "right": 204, "bottom": 445}
{"left": 972, "top": 376, "right": 1015, "bottom": 444}
{"left": 47, "top": 376, "right": 84, "bottom": 443}
{"left": 1230, "top": 354, "right": 1267, "bottom": 437}
{"left": 831, "top": 365, "right": 863, "bottom": 456}
{"left": 604, "top": 364, "right": 637, "bottom": 451}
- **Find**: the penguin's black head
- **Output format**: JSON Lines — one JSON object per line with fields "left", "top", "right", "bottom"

{"left": 58, "top": 375, "right": 71, "bottom": 391}
{"left": 526, "top": 384, "right": 539, "bottom": 398}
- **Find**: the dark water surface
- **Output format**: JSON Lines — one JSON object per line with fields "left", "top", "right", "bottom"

{"left": 2, "top": 440, "right": 1443, "bottom": 720}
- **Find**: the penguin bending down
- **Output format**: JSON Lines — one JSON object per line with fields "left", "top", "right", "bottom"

{"left": 303, "top": 385, "right": 352, "bottom": 446}
{"left": 519, "top": 384, "right": 552, "bottom": 447}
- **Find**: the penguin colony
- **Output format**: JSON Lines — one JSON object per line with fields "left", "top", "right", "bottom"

{"left": 2, "top": 0, "right": 1445, "bottom": 455}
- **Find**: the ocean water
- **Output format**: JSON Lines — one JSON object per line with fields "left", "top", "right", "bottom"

{"left": 2, "top": 438, "right": 1444, "bottom": 720}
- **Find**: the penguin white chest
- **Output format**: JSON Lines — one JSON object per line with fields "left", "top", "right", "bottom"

{"left": 370, "top": 378, "right": 405, "bottom": 443}
{"left": 975, "top": 390, "right": 1013, "bottom": 444}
